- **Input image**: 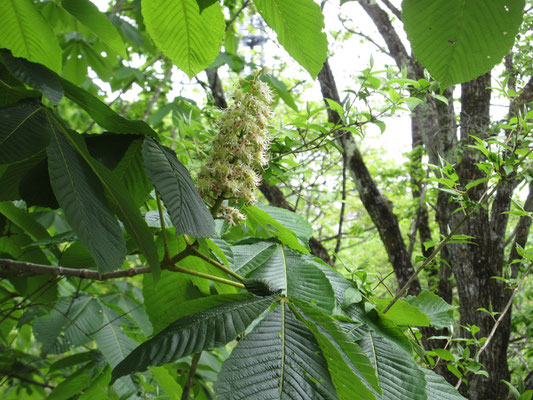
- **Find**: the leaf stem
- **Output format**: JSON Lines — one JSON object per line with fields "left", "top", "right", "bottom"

{"left": 190, "top": 247, "right": 244, "bottom": 282}
{"left": 170, "top": 264, "right": 245, "bottom": 289}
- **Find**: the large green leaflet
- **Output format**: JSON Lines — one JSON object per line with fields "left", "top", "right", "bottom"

{"left": 402, "top": 0, "right": 525, "bottom": 88}
{"left": 142, "top": 137, "right": 214, "bottom": 238}
{"left": 111, "top": 294, "right": 274, "bottom": 382}
{"left": 47, "top": 123, "right": 127, "bottom": 273}
{"left": 292, "top": 299, "right": 381, "bottom": 399}
{"left": 141, "top": 0, "right": 225, "bottom": 78}
{"left": 0, "top": 102, "right": 51, "bottom": 164}
{"left": 61, "top": 0, "right": 127, "bottom": 58}
{"left": 215, "top": 302, "right": 338, "bottom": 399}
{"left": 0, "top": 0, "right": 62, "bottom": 73}
{"left": 248, "top": 244, "right": 335, "bottom": 312}
{"left": 252, "top": 0, "right": 328, "bottom": 78}
{"left": 423, "top": 368, "right": 467, "bottom": 400}
{"left": 60, "top": 129, "right": 160, "bottom": 279}
{"left": 359, "top": 333, "right": 427, "bottom": 400}
{"left": 404, "top": 290, "right": 456, "bottom": 329}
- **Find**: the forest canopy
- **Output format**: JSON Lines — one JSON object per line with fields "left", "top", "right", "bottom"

{"left": 0, "top": 0, "right": 532, "bottom": 399}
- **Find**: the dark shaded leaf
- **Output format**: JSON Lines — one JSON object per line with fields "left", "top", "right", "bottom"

{"left": 0, "top": 101, "right": 51, "bottom": 164}
{"left": 47, "top": 123, "right": 126, "bottom": 273}
{"left": 60, "top": 129, "right": 160, "bottom": 278}
{"left": 142, "top": 137, "right": 214, "bottom": 237}
{"left": 111, "top": 294, "right": 274, "bottom": 382}
{"left": 0, "top": 50, "right": 63, "bottom": 104}
{"left": 19, "top": 158, "right": 58, "bottom": 208}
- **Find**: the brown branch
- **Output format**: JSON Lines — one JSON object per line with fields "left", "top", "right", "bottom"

{"left": 379, "top": 0, "right": 402, "bottom": 20}
{"left": 332, "top": 154, "right": 347, "bottom": 264}
{"left": 181, "top": 353, "right": 202, "bottom": 400}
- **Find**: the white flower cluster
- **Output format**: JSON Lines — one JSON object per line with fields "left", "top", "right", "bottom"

{"left": 198, "top": 73, "right": 273, "bottom": 225}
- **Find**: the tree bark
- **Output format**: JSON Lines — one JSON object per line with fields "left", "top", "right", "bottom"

{"left": 318, "top": 60, "right": 420, "bottom": 295}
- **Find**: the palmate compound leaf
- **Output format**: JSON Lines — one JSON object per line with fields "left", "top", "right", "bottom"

{"left": 247, "top": 244, "right": 335, "bottom": 312}
{"left": 214, "top": 301, "right": 339, "bottom": 399}
{"left": 0, "top": 101, "right": 52, "bottom": 164}
{"left": 142, "top": 137, "right": 214, "bottom": 238}
{"left": 252, "top": 0, "right": 328, "bottom": 79}
{"left": 402, "top": 0, "right": 525, "bottom": 89}
{"left": 111, "top": 294, "right": 275, "bottom": 383}
{"left": 47, "top": 121, "right": 126, "bottom": 273}
{"left": 141, "top": 0, "right": 225, "bottom": 78}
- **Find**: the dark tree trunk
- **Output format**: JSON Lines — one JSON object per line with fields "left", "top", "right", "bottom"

{"left": 318, "top": 60, "right": 420, "bottom": 295}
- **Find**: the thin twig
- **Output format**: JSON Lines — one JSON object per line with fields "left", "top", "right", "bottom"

{"left": 455, "top": 264, "right": 531, "bottom": 390}
{"left": 332, "top": 153, "right": 348, "bottom": 264}
{"left": 225, "top": 0, "right": 251, "bottom": 31}
{"left": 181, "top": 352, "right": 202, "bottom": 400}
{"left": 142, "top": 66, "right": 173, "bottom": 121}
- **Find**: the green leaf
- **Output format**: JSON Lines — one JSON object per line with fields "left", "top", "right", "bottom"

{"left": 252, "top": 0, "right": 328, "bottom": 78}
{"left": 142, "top": 137, "right": 214, "bottom": 237}
{"left": 1, "top": 50, "right": 63, "bottom": 104}
{"left": 60, "top": 77, "right": 156, "bottom": 135}
{"left": 196, "top": 0, "right": 218, "bottom": 13}
{"left": 33, "top": 296, "right": 104, "bottom": 354}
{"left": 47, "top": 123, "right": 127, "bottom": 273}
{"left": 111, "top": 294, "right": 274, "bottom": 382}
{"left": 402, "top": 0, "right": 525, "bottom": 88}
{"left": 248, "top": 245, "right": 335, "bottom": 312}
{"left": 61, "top": 0, "right": 127, "bottom": 58}
{"left": 60, "top": 128, "right": 160, "bottom": 278}
{"left": 141, "top": 0, "right": 225, "bottom": 78}
{"left": 214, "top": 302, "right": 338, "bottom": 399}
{"left": 256, "top": 203, "right": 313, "bottom": 241}
{"left": 292, "top": 299, "right": 380, "bottom": 399}
{"left": 404, "top": 290, "right": 456, "bottom": 329}
{"left": 143, "top": 270, "right": 204, "bottom": 335}
{"left": 93, "top": 302, "right": 139, "bottom": 368}
{"left": 260, "top": 74, "right": 298, "bottom": 111}
{"left": 48, "top": 370, "right": 92, "bottom": 400}
{"left": 374, "top": 298, "right": 431, "bottom": 326}
{"left": 360, "top": 333, "right": 427, "bottom": 400}
{"left": 112, "top": 138, "right": 153, "bottom": 208}
{"left": 149, "top": 366, "right": 183, "bottom": 399}
{"left": 231, "top": 240, "right": 277, "bottom": 276}
{"left": 0, "top": 0, "right": 62, "bottom": 73}
{"left": 423, "top": 368, "right": 467, "bottom": 399}
{"left": 0, "top": 153, "right": 44, "bottom": 201}
{"left": 245, "top": 206, "right": 308, "bottom": 253}
{"left": 0, "top": 101, "right": 51, "bottom": 164}
{"left": 0, "top": 202, "right": 50, "bottom": 241}
{"left": 344, "top": 303, "right": 413, "bottom": 354}
{"left": 78, "top": 366, "right": 112, "bottom": 400}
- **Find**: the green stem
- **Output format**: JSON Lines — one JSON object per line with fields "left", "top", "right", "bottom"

{"left": 210, "top": 193, "right": 226, "bottom": 218}
{"left": 156, "top": 191, "right": 171, "bottom": 263}
{"left": 170, "top": 265, "right": 245, "bottom": 289}
{"left": 190, "top": 248, "right": 245, "bottom": 282}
